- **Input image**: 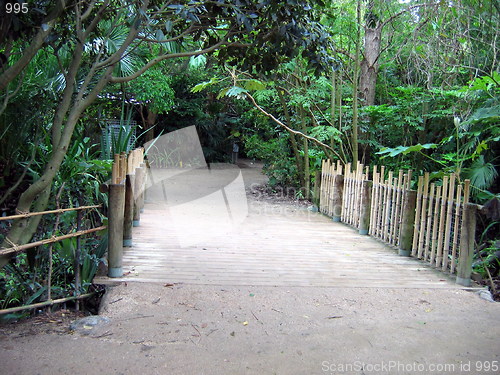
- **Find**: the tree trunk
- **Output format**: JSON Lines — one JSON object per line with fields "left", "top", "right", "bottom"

{"left": 359, "top": 23, "right": 382, "bottom": 107}
{"left": 145, "top": 109, "right": 157, "bottom": 143}
{"left": 351, "top": 0, "right": 362, "bottom": 166}
{"left": 359, "top": 8, "right": 382, "bottom": 165}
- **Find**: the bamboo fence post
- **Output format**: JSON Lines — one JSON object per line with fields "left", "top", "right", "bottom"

{"left": 324, "top": 160, "right": 330, "bottom": 214}
{"left": 429, "top": 185, "right": 442, "bottom": 265}
{"left": 108, "top": 183, "right": 125, "bottom": 278}
{"left": 399, "top": 189, "right": 417, "bottom": 256}
{"left": 417, "top": 173, "right": 430, "bottom": 259}
{"left": 456, "top": 203, "right": 477, "bottom": 286}
{"left": 375, "top": 166, "right": 385, "bottom": 238}
{"left": 435, "top": 176, "right": 449, "bottom": 268}
{"left": 393, "top": 170, "right": 404, "bottom": 244}
{"left": 359, "top": 180, "right": 372, "bottom": 235}
{"left": 328, "top": 161, "right": 335, "bottom": 216}
{"left": 341, "top": 163, "right": 350, "bottom": 222}
{"left": 411, "top": 175, "right": 424, "bottom": 256}
{"left": 383, "top": 171, "right": 393, "bottom": 242}
{"left": 112, "top": 154, "right": 120, "bottom": 184}
{"left": 423, "top": 183, "right": 435, "bottom": 261}
{"left": 319, "top": 160, "right": 325, "bottom": 212}
{"left": 442, "top": 173, "right": 456, "bottom": 271}
{"left": 369, "top": 166, "right": 378, "bottom": 235}
{"left": 450, "top": 184, "right": 463, "bottom": 274}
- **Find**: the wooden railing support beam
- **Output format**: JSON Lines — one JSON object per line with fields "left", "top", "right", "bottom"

{"left": 359, "top": 180, "right": 372, "bottom": 235}
{"left": 399, "top": 190, "right": 417, "bottom": 256}
{"left": 332, "top": 174, "right": 344, "bottom": 222}
{"left": 456, "top": 203, "right": 477, "bottom": 287}
{"left": 108, "top": 183, "right": 125, "bottom": 278}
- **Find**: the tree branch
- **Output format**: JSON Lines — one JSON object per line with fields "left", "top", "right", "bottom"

{"left": 109, "top": 35, "right": 231, "bottom": 83}
{"left": 245, "top": 92, "right": 345, "bottom": 163}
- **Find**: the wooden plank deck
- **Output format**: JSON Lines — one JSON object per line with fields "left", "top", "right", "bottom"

{"left": 96, "top": 163, "right": 460, "bottom": 288}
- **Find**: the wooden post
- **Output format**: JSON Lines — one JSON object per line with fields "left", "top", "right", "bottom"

{"left": 108, "top": 183, "right": 125, "bottom": 278}
{"left": 133, "top": 165, "right": 144, "bottom": 226}
{"left": 123, "top": 174, "right": 135, "bottom": 246}
{"left": 332, "top": 174, "right": 344, "bottom": 222}
{"left": 358, "top": 180, "right": 372, "bottom": 235}
{"left": 456, "top": 203, "right": 477, "bottom": 287}
{"left": 399, "top": 189, "right": 417, "bottom": 256}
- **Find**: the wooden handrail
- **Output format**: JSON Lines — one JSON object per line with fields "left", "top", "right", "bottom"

{"left": 0, "top": 226, "right": 107, "bottom": 256}
{"left": 0, "top": 204, "right": 102, "bottom": 221}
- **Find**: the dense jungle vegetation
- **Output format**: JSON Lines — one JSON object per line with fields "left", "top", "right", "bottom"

{"left": 0, "top": 0, "right": 499, "bottom": 313}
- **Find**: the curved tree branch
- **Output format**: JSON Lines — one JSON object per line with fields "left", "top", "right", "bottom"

{"left": 245, "top": 92, "right": 346, "bottom": 164}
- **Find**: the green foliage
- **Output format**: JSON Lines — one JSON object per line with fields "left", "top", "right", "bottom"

{"left": 244, "top": 133, "right": 298, "bottom": 187}
{"left": 128, "top": 67, "right": 175, "bottom": 114}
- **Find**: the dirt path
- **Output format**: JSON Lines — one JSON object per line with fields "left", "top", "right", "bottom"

{"left": 1, "top": 161, "right": 499, "bottom": 375}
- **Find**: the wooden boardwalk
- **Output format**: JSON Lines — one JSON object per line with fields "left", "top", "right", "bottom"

{"left": 94, "top": 163, "right": 461, "bottom": 289}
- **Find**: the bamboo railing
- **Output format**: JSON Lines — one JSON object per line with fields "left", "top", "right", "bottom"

{"left": 319, "top": 160, "right": 477, "bottom": 286}
{"left": 0, "top": 205, "right": 105, "bottom": 315}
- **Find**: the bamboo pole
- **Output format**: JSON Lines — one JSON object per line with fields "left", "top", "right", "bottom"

{"left": 0, "top": 205, "right": 101, "bottom": 221}
{"left": 0, "top": 226, "right": 107, "bottom": 256}
{"left": 319, "top": 160, "right": 326, "bottom": 213}
{"left": 391, "top": 170, "right": 404, "bottom": 245}
{"left": 383, "top": 171, "right": 393, "bottom": 242}
{"left": 456, "top": 203, "right": 477, "bottom": 286}
{"left": 423, "top": 183, "right": 435, "bottom": 261}
{"left": 369, "top": 166, "right": 378, "bottom": 235}
{"left": 327, "top": 161, "right": 334, "bottom": 216}
{"left": 341, "top": 163, "right": 350, "bottom": 222}
{"left": 429, "top": 185, "right": 442, "bottom": 265}
{"left": 417, "top": 173, "right": 430, "bottom": 258}
{"left": 375, "top": 166, "right": 385, "bottom": 238}
{"left": 0, "top": 292, "right": 96, "bottom": 315}
{"left": 450, "top": 184, "right": 462, "bottom": 274}
{"left": 442, "top": 173, "right": 456, "bottom": 271}
{"left": 435, "top": 176, "right": 449, "bottom": 268}
{"left": 411, "top": 175, "right": 424, "bottom": 256}
{"left": 112, "top": 154, "right": 120, "bottom": 184}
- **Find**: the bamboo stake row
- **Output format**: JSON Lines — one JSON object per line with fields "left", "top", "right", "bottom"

{"left": 319, "top": 159, "right": 342, "bottom": 217}
{"left": 412, "top": 174, "right": 470, "bottom": 273}
{"left": 369, "top": 167, "right": 410, "bottom": 246}
{"left": 318, "top": 158, "right": 477, "bottom": 282}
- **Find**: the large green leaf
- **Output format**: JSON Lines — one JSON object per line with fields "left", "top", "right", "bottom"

{"left": 376, "top": 143, "right": 438, "bottom": 158}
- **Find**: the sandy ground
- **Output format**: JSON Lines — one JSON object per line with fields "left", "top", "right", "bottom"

{"left": 1, "top": 160, "right": 499, "bottom": 375}
{"left": 0, "top": 284, "right": 498, "bottom": 375}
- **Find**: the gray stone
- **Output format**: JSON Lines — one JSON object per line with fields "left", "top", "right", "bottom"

{"left": 70, "top": 316, "right": 111, "bottom": 334}
{"left": 476, "top": 290, "right": 495, "bottom": 303}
